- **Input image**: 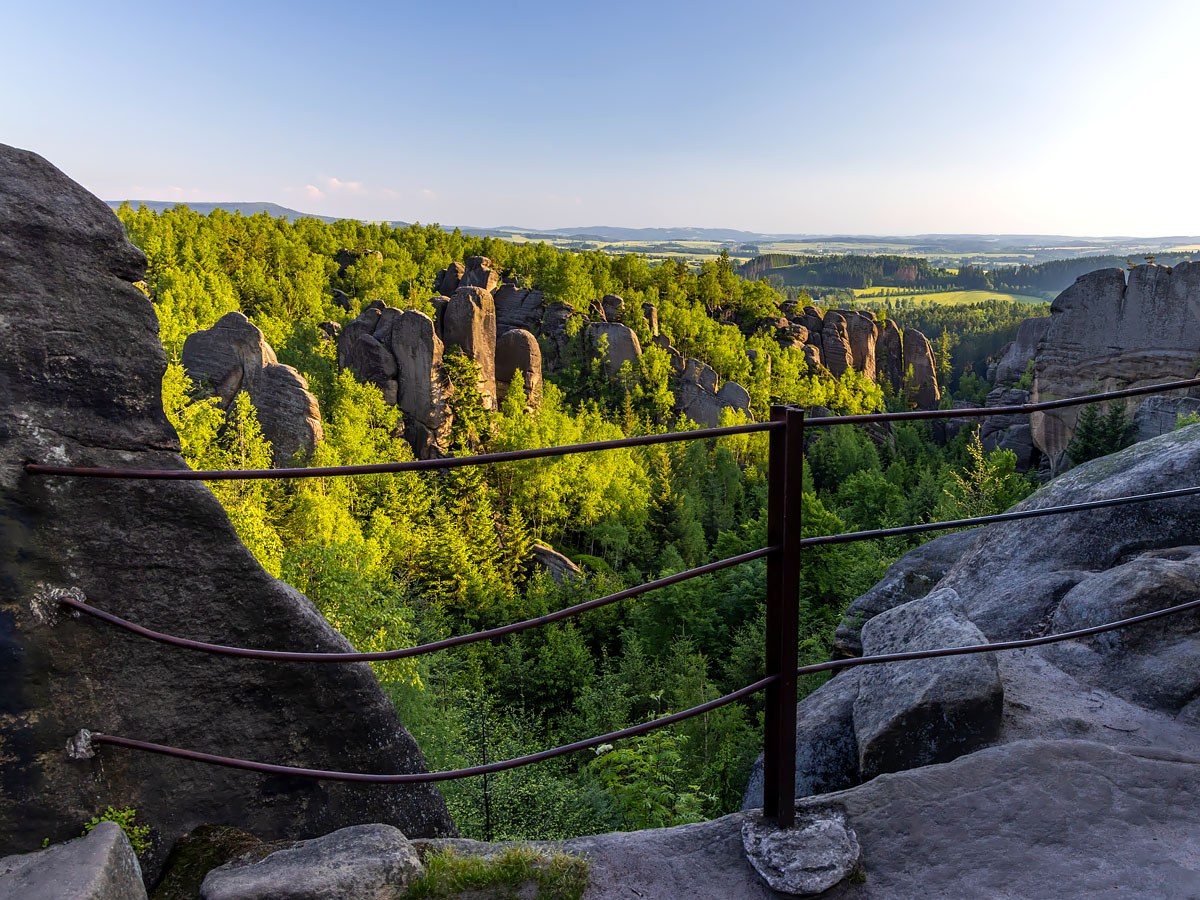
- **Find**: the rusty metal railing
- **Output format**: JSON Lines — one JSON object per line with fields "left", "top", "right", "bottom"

{"left": 28, "top": 376, "right": 1200, "bottom": 828}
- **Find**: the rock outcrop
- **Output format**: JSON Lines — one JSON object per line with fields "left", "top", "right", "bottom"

{"left": 0, "top": 822, "right": 146, "bottom": 900}
{"left": 495, "top": 328, "right": 543, "bottom": 407}
{"left": 749, "top": 423, "right": 1200, "bottom": 821}
{"left": 901, "top": 327, "right": 940, "bottom": 409}
{"left": 1031, "top": 263, "right": 1200, "bottom": 466}
{"left": 978, "top": 387, "right": 1039, "bottom": 472}
{"left": 587, "top": 322, "right": 642, "bottom": 377}
{"left": 444, "top": 286, "right": 498, "bottom": 408}
{"left": 182, "top": 312, "right": 324, "bottom": 467}
{"left": 992, "top": 315, "right": 1048, "bottom": 386}
{"left": 492, "top": 284, "right": 545, "bottom": 334}
{"left": 0, "top": 144, "right": 454, "bottom": 881}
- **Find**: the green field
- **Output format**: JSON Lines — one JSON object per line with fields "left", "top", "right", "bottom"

{"left": 851, "top": 288, "right": 1051, "bottom": 305}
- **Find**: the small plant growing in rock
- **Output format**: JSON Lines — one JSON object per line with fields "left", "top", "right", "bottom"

{"left": 82, "top": 806, "right": 151, "bottom": 857}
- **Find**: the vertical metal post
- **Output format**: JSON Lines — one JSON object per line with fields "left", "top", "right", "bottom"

{"left": 763, "top": 406, "right": 802, "bottom": 826}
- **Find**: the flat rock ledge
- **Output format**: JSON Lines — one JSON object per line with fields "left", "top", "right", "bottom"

{"left": 741, "top": 808, "right": 861, "bottom": 896}
{"left": 0, "top": 821, "right": 146, "bottom": 900}
{"left": 199, "top": 824, "right": 423, "bottom": 900}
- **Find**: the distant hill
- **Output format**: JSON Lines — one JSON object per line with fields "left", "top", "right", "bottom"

{"left": 108, "top": 200, "right": 343, "bottom": 223}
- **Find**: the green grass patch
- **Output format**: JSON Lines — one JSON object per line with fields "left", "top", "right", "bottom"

{"left": 853, "top": 288, "right": 1049, "bottom": 305}
{"left": 406, "top": 845, "right": 589, "bottom": 900}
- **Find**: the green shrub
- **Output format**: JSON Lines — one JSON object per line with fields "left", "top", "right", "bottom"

{"left": 82, "top": 807, "right": 151, "bottom": 857}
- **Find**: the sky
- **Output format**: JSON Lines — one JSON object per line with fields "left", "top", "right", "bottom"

{"left": 3, "top": 0, "right": 1198, "bottom": 235}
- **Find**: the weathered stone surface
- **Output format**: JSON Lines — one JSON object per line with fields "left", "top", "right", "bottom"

{"left": 853, "top": 589, "right": 1003, "bottom": 779}
{"left": 391, "top": 311, "right": 452, "bottom": 458}
{"left": 330, "top": 288, "right": 352, "bottom": 311}
{"left": 821, "top": 312, "right": 853, "bottom": 377}
{"left": 182, "top": 311, "right": 275, "bottom": 399}
{"left": 588, "top": 322, "right": 642, "bottom": 376}
{"left": 741, "top": 669, "right": 862, "bottom": 810}
{"left": 833, "top": 529, "right": 980, "bottom": 659}
{"left": 254, "top": 364, "right": 325, "bottom": 465}
{"left": 0, "top": 822, "right": 146, "bottom": 900}
{"left": 716, "top": 381, "right": 751, "bottom": 415}
{"left": 741, "top": 809, "right": 861, "bottom": 896}
{"left": 600, "top": 294, "right": 624, "bottom": 322}
{"left": 931, "top": 400, "right": 981, "bottom": 445}
{"left": 338, "top": 319, "right": 398, "bottom": 405}
{"left": 492, "top": 284, "right": 544, "bottom": 334}
{"left": 495, "top": 328, "right": 543, "bottom": 407}
{"left": 977, "top": 387, "right": 1039, "bottom": 471}
{"left": 800, "top": 307, "right": 824, "bottom": 336}
{"left": 200, "top": 825, "right": 422, "bottom": 900}
{"left": 459, "top": 257, "right": 499, "bottom": 293}
{"left": 803, "top": 344, "right": 821, "bottom": 369}
{"left": 318, "top": 321, "right": 340, "bottom": 342}
{"left": 1032, "top": 263, "right": 1200, "bottom": 465}
{"left": 151, "top": 826, "right": 268, "bottom": 900}
{"left": 902, "top": 328, "right": 940, "bottom": 409}
{"left": 444, "top": 286, "right": 497, "bottom": 408}
{"left": 992, "top": 315, "right": 1048, "bottom": 385}
{"left": 1133, "top": 394, "right": 1200, "bottom": 442}
{"left": 530, "top": 545, "right": 581, "bottom": 583}
{"left": 540, "top": 302, "right": 579, "bottom": 371}
{"left": 876, "top": 318, "right": 903, "bottom": 393}
{"left": 0, "top": 144, "right": 454, "bottom": 881}
{"left": 841, "top": 311, "right": 878, "bottom": 382}
{"left": 642, "top": 302, "right": 659, "bottom": 336}
{"left": 433, "top": 261, "right": 463, "bottom": 296}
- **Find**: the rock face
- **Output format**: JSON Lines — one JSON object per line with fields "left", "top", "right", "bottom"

{"left": 492, "top": 284, "right": 544, "bottom": 334}
{"left": 495, "top": 328, "right": 543, "bottom": 407}
{"left": 1132, "top": 394, "right": 1200, "bottom": 442}
{"left": 530, "top": 545, "right": 582, "bottom": 583}
{"left": 820, "top": 312, "right": 853, "bottom": 377}
{"left": 458, "top": 256, "right": 500, "bottom": 292}
{"left": 182, "top": 312, "right": 324, "bottom": 467}
{"left": 0, "top": 144, "right": 454, "bottom": 881}
{"left": 876, "top": 318, "right": 904, "bottom": 393}
{"left": 0, "top": 822, "right": 146, "bottom": 900}
{"left": 675, "top": 358, "right": 752, "bottom": 427}
{"left": 1031, "top": 263, "right": 1200, "bottom": 467}
{"left": 992, "top": 315, "right": 1048, "bottom": 386}
{"left": 901, "top": 328, "right": 940, "bottom": 409}
{"left": 588, "top": 322, "right": 642, "bottom": 376}
{"left": 200, "top": 825, "right": 423, "bottom": 900}
{"left": 977, "top": 387, "right": 1039, "bottom": 472}
{"left": 444, "top": 286, "right": 498, "bottom": 408}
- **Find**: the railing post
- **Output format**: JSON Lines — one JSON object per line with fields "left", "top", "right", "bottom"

{"left": 763, "top": 405, "right": 802, "bottom": 826}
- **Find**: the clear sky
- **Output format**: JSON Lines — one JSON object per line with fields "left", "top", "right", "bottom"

{"left": 3, "top": 0, "right": 1198, "bottom": 235}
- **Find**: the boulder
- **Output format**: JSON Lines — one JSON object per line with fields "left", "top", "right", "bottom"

{"left": 391, "top": 311, "right": 452, "bottom": 458}
{"left": 841, "top": 311, "right": 879, "bottom": 382}
{"left": 492, "top": 284, "right": 544, "bottom": 334}
{"left": 540, "top": 301, "right": 579, "bottom": 371}
{"left": 329, "top": 289, "right": 352, "bottom": 312}
{"left": 530, "top": 545, "right": 582, "bottom": 583}
{"left": 495, "top": 328, "right": 543, "bottom": 407}
{"left": 992, "top": 315, "right": 1048, "bottom": 385}
{"left": 588, "top": 322, "right": 642, "bottom": 377}
{"left": 820, "top": 312, "right": 853, "bottom": 377}
{"left": 0, "top": 144, "right": 454, "bottom": 880}
{"left": 444, "top": 286, "right": 498, "bottom": 408}
{"left": 803, "top": 344, "right": 821, "bottom": 369}
{"left": 337, "top": 321, "right": 398, "bottom": 406}
{"left": 1031, "top": 263, "right": 1200, "bottom": 465}
{"left": 853, "top": 589, "right": 1003, "bottom": 779}
{"left": 902, "top": 328, "right": 940, "bottom": 409}
{"left": 833, "top": 529, "right": 981, "bottom": 659}
{"left": 978, "top": 387, "right": 1039, "bottom": 471}
{"left": 716, "top": 381, "right": 751, "bottom": 416}
{"left": 317, "top": 321, "right": 340, "bottom": 342}
{"left": 181, "top": 312, "right": 324, "bottom": 467}
{"left": 800, "top": 307, "right": 824, "bottom": 335}
{"left": 0, "top": 822, "right": 146, "bottom": 900}
{"left": 601, "top": 294, "right": 625, "bottom": 322}
{"left": 741, "top": 809, "right": 861, "bottom": 896}
{"left": 1132, "top": 395, "right": 1200, "bottom": 442}
{"left": 200, "top": 825, "right": 423, "bottom": 900}
{"left": 459, "top": 257, "right": 499, "bottom": 293}
{"left": 642, "top": 302, "right": 659, "bottom": 336}
{"left": 432, "top": 261, "right": 463, "bottom": 296}
{"left": 677, "top": 382, "right": 728, "bottom": 427}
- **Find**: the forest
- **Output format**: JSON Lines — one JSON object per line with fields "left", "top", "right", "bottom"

{"left": 117, "top": 203, "right": 1043, "bottom": 841}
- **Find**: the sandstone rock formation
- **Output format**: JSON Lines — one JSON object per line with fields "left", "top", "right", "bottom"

{"left": 902, "top": 327, "right": 940, "bottom": 409}
{"left": 444, "top": 286, "right": 498, "bottom": 408}
{"left": 1133, "top": 395, "right": 1200, "bottom": 442}
{"left": 391, "top": 311, "right": 454, "bottom": 457}
{"left": 495, "top": 328, "right": 543, "bottom": 406}
{"left": 992, "top": 315, "right": 1048, "bottom": 386}
{"left": 978, "top": 387, "right": 1039, "bottom": 472}
{"left": 530, "top": 545, "right": 582, "bottom": 583}
{"left": 182, "top": 312, "right": 325, "bottom": 467}
{"left": 492, "top": 284, "right": 545, "bottom": 334}
{"left": 821, "top": 312, "right": 854, "bottom": 377}
{"left": 459, "top": 256, "right": 500, "bottom": 292}
{"left": 675, "top": 357, "right": 753, "bottom": 427}
{"left": 0, "top": 821, "right": 146, "bottom": 900}
{"left": 1031, "top": 263, "right": 1200, "bottom": 466}
{"left": 876, "top": 318, "right": 904, "bottom": 393}
{"left": 587, "top": 321, "right": 642, "bottom": 377}
{"left": 0, "top": 144, "right": 454, "bottom": 881}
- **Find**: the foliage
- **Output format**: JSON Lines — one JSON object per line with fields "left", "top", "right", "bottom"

{"left": 82, "top": 807, "right": 150, "bottom": 857}
{"left": 1175, "top": 411, "right": 1200, "bottom": 430}
{"left": 936, "top": 430, "right": 1035, "bottom": 520}
{"left": 406, "top": 846, "right": 589, "bottom": 900}
{"left": 1066, "top": 403, "right": 1137, "bottom": 466}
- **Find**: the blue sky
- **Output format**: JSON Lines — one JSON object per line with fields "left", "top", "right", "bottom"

{"left": 3, "top": 0, "right": 1198, "bottom": 234}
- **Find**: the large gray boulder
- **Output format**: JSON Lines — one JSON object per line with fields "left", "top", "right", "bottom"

{"left": 444, "top": 286, "right": 498, "bottom": 408}
{"left": 901, "top": 328, "right": 940, "bottom": 409}
{"left": 182, "top": 312, "right": 325, "bottom": 466}
{"left": 459, "top": 256, "right": 499, "bottom": 293}
{"left": 495, "top": 328, "right": 543, "bottom": 407}
{"left": 820, "top": 312, "right": 853, "bottom": 377}
{"left": 876, "top": 318, "right": 904, "bottom": 393}
{"left": 0, "top": 144, "right": 454, "bottom": 882}
{"left": 391, "top": 311, "right": 453, "bottom": 458}
{"left": 492, "top": 284, "right": 544, "bottom": 334}
{"left": 200, "top": 825, "right": 423, "bottom": 900}
{"left": 0, "top": 822, "right": 145, "bottom": 900}
{"left": 1031, "top": 263, "right": 1200, "bottom": 465}
{"left": 841, "top": 311, "right": 878, "bottom": 382}
{"left": 588, "top": 322, "right": 642, "bottom": 377}
{"left": 853, "top": 589, "right": 1003, "bottom": 779}
{"left": 337, "top": 315, "right": 399, "bottom": 405}
{"left": 1133, "top": 394, "right": 1200, "bottom": 442}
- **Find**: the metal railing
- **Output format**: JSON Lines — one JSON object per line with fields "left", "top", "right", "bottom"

{"left": 28, "top": 376, "right": 1200, "bottom": 828}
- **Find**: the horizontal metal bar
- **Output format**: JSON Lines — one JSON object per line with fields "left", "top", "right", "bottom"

{"left": 24, "top": 420, "right": 776, "bottom": 481}
{"left": 82, "top": 674, "right": 780, "bottom": 783}
{"left": 799, "top": 483, "right": 1200, "bottom": 547}
{"left": 59, "top": 546, "right": 775, "bottom": 661}
{"left": 799, "top": 594, "right": 1200, "bottom": 677}
{"left": 807, "top": 376, "right": 1200, "bottom": 427}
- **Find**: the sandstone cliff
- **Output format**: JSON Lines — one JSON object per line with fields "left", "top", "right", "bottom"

{"left": 0, "top": 144, "right": 454, "bottom": 882}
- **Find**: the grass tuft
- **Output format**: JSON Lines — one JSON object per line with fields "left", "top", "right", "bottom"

{"left": 405, "top": 845, "right": 589, "bottom": 900}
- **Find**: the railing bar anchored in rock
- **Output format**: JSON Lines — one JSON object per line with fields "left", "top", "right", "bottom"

{"left": 74, "top": 674, "right": 781, "bottom": 783}
{"left": 55, "top": 546, "right": 775, "bottom": 662}
{"left": 74, "top": 593, "right": 1200, "bottom": 784}
{"left": 800, "top": 482, "right": 1200, "bottom": 547}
